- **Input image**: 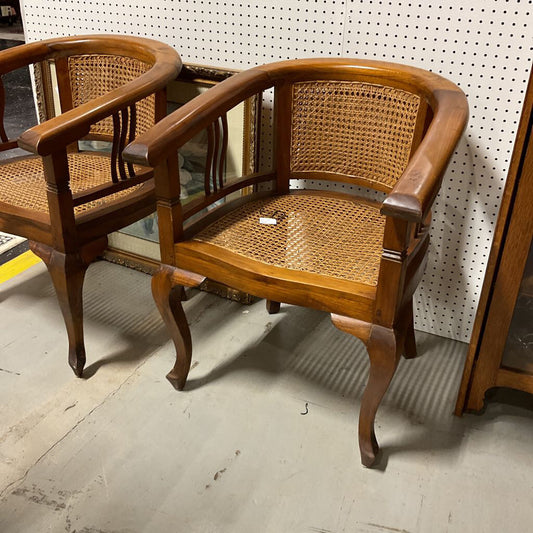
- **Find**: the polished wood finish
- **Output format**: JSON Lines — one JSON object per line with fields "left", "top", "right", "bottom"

{"left": 360, "top": 325, "right": 402, "bottom": 466}
{"left": 152, "top": 265, "right": 193, "bottom": 391}
{"left": 455, "top": 70, "right": 533, "bottom": 413}
{"left": 0, "top": 34, "right": 181, "bottom": 375}
{"left": 124, "top": 58, "right": 468, "bottom": 466}
{"left": 29, "top": 238, "right": 107, "bottom": 376}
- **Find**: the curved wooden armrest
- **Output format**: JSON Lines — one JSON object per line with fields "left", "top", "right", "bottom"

{"left": 0, "top": 34, "right": 181, "bottom": 74}
{"left": 0, "top": 40, "right": 51, "bottom": 74}
{"left": 381, "top": 91, "right": 469, "bottom": 223}
{"left": 2, "top": 35, "right": 181, "bottom": 156}
{"left": 123, "top": 68, "right": 272, "bottom": 167}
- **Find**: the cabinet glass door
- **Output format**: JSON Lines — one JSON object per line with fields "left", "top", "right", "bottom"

{"left": 502, "top": 237, "right": 533, "bottom": 373}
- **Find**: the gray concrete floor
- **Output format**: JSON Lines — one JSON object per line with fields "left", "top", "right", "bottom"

{"left": 1, "top": 260, "right": 533, "bottom": 532}
{"left": 0, "top": 21, "right": 24, "bottom": 42}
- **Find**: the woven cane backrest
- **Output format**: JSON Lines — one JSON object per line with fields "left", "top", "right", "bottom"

{"left": 290, "top": 80, "right": 421, "bottom": 191}
{"left": 68, "top": 54, "right": 155, "bottom": 138}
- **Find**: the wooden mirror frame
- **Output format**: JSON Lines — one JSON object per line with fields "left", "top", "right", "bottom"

{"left": 103, "top": 63, "right": 261, "bottom": 276}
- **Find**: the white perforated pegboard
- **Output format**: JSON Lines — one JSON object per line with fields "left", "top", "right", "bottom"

{"left": 20, "top": 1, "right": 532, "bottom": 342}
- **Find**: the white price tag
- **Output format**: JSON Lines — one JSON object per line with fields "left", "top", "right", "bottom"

{"left": 259, "top": 217, "right": 277, "bottom": 225}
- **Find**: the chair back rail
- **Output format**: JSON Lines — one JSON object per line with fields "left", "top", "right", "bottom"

{"left": 110, "top": 105, "right": 137, "bottom": 183}
{"left": 34, "top": 50, "right": 159, "bottom": 197}
{"left": 34, "top": 59, "right": 56, "bottom": 123}
{"left": 16, "top": 37, "right": 179, "bottom": 156}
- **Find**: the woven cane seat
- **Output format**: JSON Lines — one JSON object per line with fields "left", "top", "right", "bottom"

{"left": 0, "top": 152, "right": 152, "bottom": 218}
{"left": 193, "top": 193, "right": 386, "bottom": 286}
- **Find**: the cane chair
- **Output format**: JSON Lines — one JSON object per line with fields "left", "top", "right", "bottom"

{"left": 124, "top": 58, "right": 468, "bottom": 467}
{"left": 0, "top": 35, "right": 180, "bottom": 376}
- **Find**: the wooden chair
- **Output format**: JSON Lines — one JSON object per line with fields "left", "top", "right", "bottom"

{"left": 124, "top": 58, "right": 468, "bottom": 467}
{"left": 0, "top": 35, "right": 180, "bottom": 376}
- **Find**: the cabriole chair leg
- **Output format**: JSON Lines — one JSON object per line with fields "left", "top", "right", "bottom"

{"left": 30, "top": 239, "right": 105, "bottom": 377}
{"left": 359, "top": 325, "right": 402, "bottom": 467}
{"left": 152, "top": 266, "right": 192, "bottom": 391}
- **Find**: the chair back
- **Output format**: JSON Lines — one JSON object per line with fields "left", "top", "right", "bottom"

{"left": 122, "top": 58, "right": 467, "bottom": 251}
{"left": 288, "top": 79, "right": 422, "bottom": 191}
{"left": 264, "top": 61, "right": 437, "bottom": 195}
{"left": 34, "top": 40, "right": 163, "bottom": 143}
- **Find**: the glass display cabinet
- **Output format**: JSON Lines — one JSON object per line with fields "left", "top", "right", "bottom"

{"left": 456, "top": 70, "right": 533, "bottom": 413}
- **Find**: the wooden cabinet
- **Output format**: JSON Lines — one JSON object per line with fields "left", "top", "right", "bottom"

{"left": 456, "top": 70, "right": 533, "bottom": 413}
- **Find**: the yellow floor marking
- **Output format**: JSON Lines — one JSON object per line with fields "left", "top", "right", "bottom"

{"left": 0, "top": 250, "right": 42, "bottom": 284}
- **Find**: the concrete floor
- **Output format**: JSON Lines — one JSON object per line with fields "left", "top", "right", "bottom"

{"left": 1, "top": 260, "right": 533, "bottom": 532}
{"left": 0, "top": 21, "right": 24, "bottom": 43}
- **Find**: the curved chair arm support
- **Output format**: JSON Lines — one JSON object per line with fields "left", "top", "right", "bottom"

{"left": 381, "top": 91, "right": 469, "bottom": 223}
{"left": 123, "top": 68, "right": 272, "bottom": 167}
